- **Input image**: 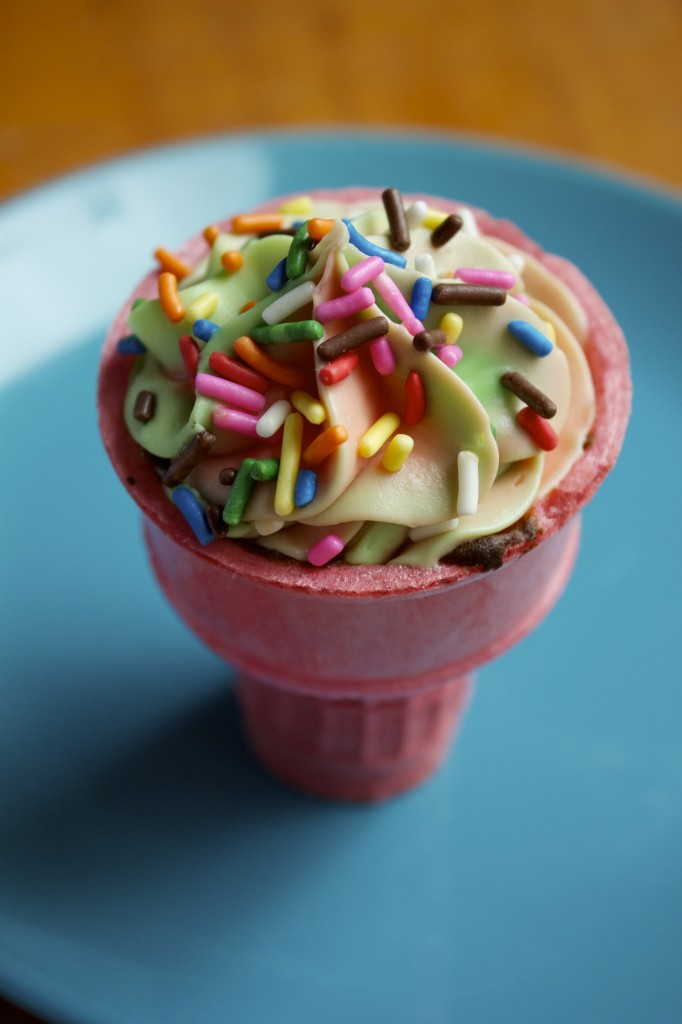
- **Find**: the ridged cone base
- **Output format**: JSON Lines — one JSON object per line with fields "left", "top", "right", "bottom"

{"left": 236, "top": 673, "right": 473, "bottom": 802}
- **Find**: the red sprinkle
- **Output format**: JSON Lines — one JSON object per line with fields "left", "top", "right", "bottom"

{"left": 517, "top": 406, "right": 559, "bottom": 450}
{"left": 319, "top": 351, "right": 360, "bottom": 386}
{"left": 404, "top": 370, "right": 426, "bottom": 425}
{"left": 178, "top": 335, "right": 200, "bottom": 384}
{"left": 208, "top": 351, "right": 270, "bottom": 394}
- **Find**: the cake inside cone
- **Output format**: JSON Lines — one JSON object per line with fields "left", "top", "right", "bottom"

{"left": 102, "top": 187, "right": 630, "bottom": 573}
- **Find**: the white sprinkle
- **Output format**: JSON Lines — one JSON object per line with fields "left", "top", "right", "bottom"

{"left": 262, "top": 280, "right": 315, "bottom": 325}
{"left": 456, "top": 207, "right": 480, "bottom": 237}
{"left": 509, "top": 252, "right": 526, "bottom": 273}
{"left": 406, "top": 200, "right": 428, "bottom": 229}
{"left": 254, "top": 519, "right": 284, "bottom": 536}
{"left": 415, "top": 253, "right": 436, "bottom": 278}
{"left": 457, "top": 450, "right": 479, "bottom": 516}
{"left": 256, "top": 399, "right": 292, "bottom": 438}
{"left": 408, "top": 517, "right": 460, "bottom": 542}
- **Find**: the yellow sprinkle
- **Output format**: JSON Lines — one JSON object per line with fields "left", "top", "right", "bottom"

{"left": 544, "top": 319, "right": 556, "bottom": 342}
{"left": 439, "top": 312, "right": 464, "bottom": 344}
{"left": 422, "top": 208, "right": 449, "bottom": 230}
{"left": 358, "top": 412, "right": 400, "bottom": 458}
{"left": 291, "top": 390, "right": 326, "bottom": 425}
{"left": 186, "top": 291, "right": 219, "bottom": 321}
{"left": 381, "top": 433, "right": 414, "bottom": 472}
{"left": 275, "top": 412, "right": 303, "bottom": 517}
{"left": 279, "top": 195, "right": 313, "bottom": 215}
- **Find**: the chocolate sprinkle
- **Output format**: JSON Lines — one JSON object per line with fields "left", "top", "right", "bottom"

{"left": 432, "top": 283, "right": 507, "bottom": 306}
{"left": 430, "top": 213, "right": 463, "bottom": 248}
{"left": 382, "top": 188, "right": 411, "bottom": 251}
{"left": 257, "top": 227, "right": 299, "bottom": 238}
{"left": 206, "top": 502, "right": 230, "bottom": 537}
{"left": 501, "top": 371, "right": 557, "bottom": 419}
{"left": 218, "top": 466, "right": 237, "bottom": 486}
{"left": 162, "top": 430, "right": 217, "bottom": 487}
{"left": 133, "top": 389, "right": 156, "bottom": 423}
{"left": 413, "top": 328, "right": 447, "bottom": 352}
{"left": 444, "top": 516, "right": 538, "bottom": 572}
{"left": 317, "top": 316, "right": 389, "bottom": 362}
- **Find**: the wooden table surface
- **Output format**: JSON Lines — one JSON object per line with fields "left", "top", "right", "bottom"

{"left": 1, "top": 0, "right": 680, "bottom": 1020}
{"left": 1, "top": 0, "right": 681, "bottom": 204}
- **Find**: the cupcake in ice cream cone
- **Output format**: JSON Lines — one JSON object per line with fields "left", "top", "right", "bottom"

{"left": 98, "top": 187, "right": 630, "bottom": 801}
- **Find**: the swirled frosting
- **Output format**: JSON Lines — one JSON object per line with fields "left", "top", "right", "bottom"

{"left": 119, "top": 191, "right": 595, "bottom": 567}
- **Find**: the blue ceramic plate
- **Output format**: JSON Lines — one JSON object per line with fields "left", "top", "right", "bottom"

{"left": 1, "top": 131, "right": 681, "bottom": 1024}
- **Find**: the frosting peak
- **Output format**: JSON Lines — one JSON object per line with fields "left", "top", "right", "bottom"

{"left": 119, "top": 191, "right": 595, "bottom": 567}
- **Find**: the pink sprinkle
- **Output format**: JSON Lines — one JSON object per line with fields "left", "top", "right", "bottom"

{"left": 316, "top": 287, "right": 375, "bottom": 323}
{"left": 438, "top": 345, "right": 463, "bottom": 368}
{"left": 516, "top": 293, "right": 531, "bottom": 306}
{"left": 340, "top": 256, "right": 384, "bottom": 292}
{"left": 196, "top": 373, "right": 267, "bottom": 414}
{"left": 374, "top": 272, "right": 413, "bottom": 321}
{"left": 402, "top": 316, "right": 424, "bottom": 336}
{"left": 307, "top": 534, "right": 345, "bottom": 566}
{"left": 212, "top": 406, "right": 260, "bottom": 437}
{"left": 455, "top": 267, "right": 516, "bottom": 289}
{"left": 370, "top": 336, "right": 396, "bottom": 375}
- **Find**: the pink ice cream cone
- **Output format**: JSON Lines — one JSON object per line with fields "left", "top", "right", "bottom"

{"left": 98, "top": 189, "right": 630, "bottom": 802}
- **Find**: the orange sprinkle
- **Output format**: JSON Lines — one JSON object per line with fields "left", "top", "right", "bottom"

{"left": 240, "top": 300, "right": 257, "bottom": 314}
{"left": 231, "top": 213, "right": 284, "bottom": 234}
{"left": 307, "top": 218, "right": 335, "bottom": 240}
{"left": 233, "top": 336, "right": 305, "bottom": 389}
{"left": 158, "top": 272, "right": 185, "bottom": 324}
{"left": 203, "top": 224, "right": 220, "bottom": 245}
{"left": 221, "top": 250, "right": 244, "bottom": 272}
{"left": 154, "top": 247, "right": 191, "bottom": 280}
{"left": 303, "top": 425, "right": 349, "bottom": 466}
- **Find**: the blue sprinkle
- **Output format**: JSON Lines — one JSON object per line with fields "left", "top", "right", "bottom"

{"left": 507, "top": 319, "right": 553, "bottom": 357}
{"left": 294, "top": 469, "right": 317, "bottom": 508}
{"left": 172, "top": 486, "right": 215, "bottom": 546}
{"left": 343, "top": 220, "right": 407, "bottom": 268}
{"left": 193, "top": 319, "right": 220, "bottom": 342}
{"left": 410, "top": 277, "right": 433, "bottom": 321}
{"left": 116, "top": 334, "right": 146, "bottom": 355}
{"left": 266, "top": 257, "right": 288, "bottom": 291}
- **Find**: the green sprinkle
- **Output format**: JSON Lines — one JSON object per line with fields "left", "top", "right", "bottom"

{"left": 285, "top": 222, "right": 310, "bottom": 280}
{"left": 251, "top": 320, "right": 324, "bottom": 344}
{"left": 132, "top": 297, "right": 147, "bottom": 310}
{"left": 223, "top": 459, "right": 256, "bottom": 527}
{"left": 250, "top": 458, "right": 280, "bottom": 482}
